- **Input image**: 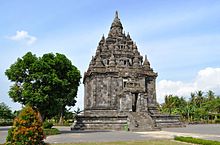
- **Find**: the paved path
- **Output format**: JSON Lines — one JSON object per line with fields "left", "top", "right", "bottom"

{"left": 163, "top": 124, "right": 220, "bottom": 135}
{"left": 45, "top": 124, "right": 220, "bottom": 144}
{"left": 0, "top": 126, "right": 10, "bottom": 144}
{"left": 1, "top": 124, "right": 220, "bottom": 144}
{"left": 46, "top": 129, "right": 157, "bottom": 144}
{"left": 162, "top": 124, "right": 220, "bottom": 142}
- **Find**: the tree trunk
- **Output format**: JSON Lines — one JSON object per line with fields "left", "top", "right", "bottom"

{"left": 58, "top": 109, "right": 64, "bottom": 125}
{"left": 169, "top": 108, "right": 172, "bottom": 115}
{"left": 38, "top": 112, "right": 44, "bottom": 122}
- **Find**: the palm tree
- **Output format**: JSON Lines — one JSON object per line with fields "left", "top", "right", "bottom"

{"left": 164, "top": 95, "right": 175, "bottom": 115}
{"left": 190, "top": 92, "right": 196, "bottom": 105}
{"left": 74, "top": 107, "right": 83, "bottom": 115}
{"left": 195, "top": 90, "right": 204, "bottom": 108}
{"left": 207, "top": 90, "right": 215, "bottom": 101}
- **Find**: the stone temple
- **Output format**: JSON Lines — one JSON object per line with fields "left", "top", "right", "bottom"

{"left": 72, "top": 12, "right": 182, "bottom": 131}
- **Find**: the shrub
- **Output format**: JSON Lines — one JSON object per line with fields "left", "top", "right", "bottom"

{"left": 43, "top": 121, "right": 53, "bottom": 129}
{"left": 6, "top": 105, "right": 45, "bottom": 145}
{"left": 0, "top": 120, "right": 13, "bottom": 126}
{"left": 215, "top": 119, "right": 220, "bottom": 123}
{"left": 123, "top": 124, "right": 129, "bottom": 131}
{"left": 174, "top": 136, "right": 220, "bottom": 145}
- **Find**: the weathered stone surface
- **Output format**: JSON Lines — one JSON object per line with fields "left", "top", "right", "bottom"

{"left": 71, "top": 11, "right": 183, "bottom": 131}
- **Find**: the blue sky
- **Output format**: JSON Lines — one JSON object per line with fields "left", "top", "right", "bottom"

{"left": 0, "top": 0, "right": 220, "bottom": 111}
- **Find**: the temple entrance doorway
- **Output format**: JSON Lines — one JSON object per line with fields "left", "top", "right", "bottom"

{"left": 132, "top": 93, "right": 138, "bottom": 112}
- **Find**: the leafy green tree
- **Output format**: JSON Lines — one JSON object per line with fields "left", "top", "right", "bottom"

{"left": 205, "top": 97, "right": 220, "bottom": 113}
{"left": 195, "top": 90, "right": 205, "bottom": 108}
{"left": 163, "top": 95, "right": 174, "bottom": 115}
{"left": 0, "top": 102, "right": 14, "bottom": 119}
{"left": 162, "top": 95, "right": 185, "bottom": 115}
{"left": 190, "top": 92, "right": 196, "bottom": 105}
{"left": 5, "top": 52, "right": 81, "bottom": 121}
{"left": 188, "top": 103, "right": 197, "bottom": 121}
{"left": 206, "top": 90, "right": 215, "bottom": 101}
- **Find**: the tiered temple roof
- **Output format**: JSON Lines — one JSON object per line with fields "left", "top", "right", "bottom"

{"left": 84, "top": 11, "right": 157, "bottom": 82}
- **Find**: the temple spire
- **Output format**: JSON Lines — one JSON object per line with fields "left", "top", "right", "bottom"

{"left": 115, "top": 11, "right": 119, "bottom": 19}
{"left": 108, "top": 11, "right": 123, "bottom": 37}
{"left": 143, "top": 55, "right": 151, "bottom": 69}
{"left": 127, "top": 32, "right": 131, "bottom": 40}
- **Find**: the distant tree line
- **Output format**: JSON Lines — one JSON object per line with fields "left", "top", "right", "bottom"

{"left": 0, "top": 102, "right": 15, "bottom": 120}
{"left": 0, "top": 102, "right": 81, "bottom": 126}
{"left": 160, "top": 90, "right": 220, "bottom": 123}
{"left": 0, "top": 102, "right": 15, "bottom": 126}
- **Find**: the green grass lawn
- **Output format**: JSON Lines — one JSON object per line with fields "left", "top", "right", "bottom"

{"left": 174, "top": 136, "right": 220, "bottom": 145}
{"left": 44, "top": 128, "right": 61, "bottom": 136}
{"left": 50, "top": 140, "right": 190, "bottom": 145}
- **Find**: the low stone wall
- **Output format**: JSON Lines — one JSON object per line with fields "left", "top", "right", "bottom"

{"left": 151, "top": 114, "right": 184, "bottom": 128}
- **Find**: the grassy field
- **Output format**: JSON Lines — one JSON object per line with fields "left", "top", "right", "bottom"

{"left": 50, "top": 140, "right": 190, "bottom": 145}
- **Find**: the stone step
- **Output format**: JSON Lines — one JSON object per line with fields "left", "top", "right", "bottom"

{"left": 73, "top": 123, "right": 127, "bottom": 130}
{"left": 71, "top": 115, "right": 128, "bottom": 130}
{"left": 79, "top": 121, "right": 127, "bottom": 124}
{"left": 127, "top": 112, "right": 158, "bottom": 131}
{"left": 155, "top": 120, "right": 180, "bottom": 123}
{"left": 156, "top": 122, "right": 184, "bottom": 128}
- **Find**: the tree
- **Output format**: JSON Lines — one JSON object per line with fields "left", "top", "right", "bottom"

{"left": 190, "top": 92, "right": 196, "bottom": 105}
{"left": 161, "top": 91, "right": 220, "bottom": 122}
{"left": 162, "top": 95, "right": 184, "bottom": 115}
{"left": 5, "top": 52, "right": 81, "bottom": 121}
{"left": 74, "top": 107, "right": 83, "bottom": 115}
{"left": 206, "top": 90, "right": 215, "bottom": 101}
{"left": 73, "top": 107, "right": 83, "bottom": 119}
{"left": 0, "top": 102, "right": 14, "bottom": 119}
{"left": 195, "top": 90, "right": 204, "bottom": 108}
{"left": 205, "top": 97, "right": 220, "bottom": 113}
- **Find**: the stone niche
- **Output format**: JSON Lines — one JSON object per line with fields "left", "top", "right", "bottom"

{"left": 71, "top": 11, "right": 183, "bottom": 131}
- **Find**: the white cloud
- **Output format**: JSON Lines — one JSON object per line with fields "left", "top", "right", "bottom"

{"left": 157, "top": 67, "right": 220, "bottom": 103}
{"left": 7, "top": 30, "right": 37, "bottom": 45}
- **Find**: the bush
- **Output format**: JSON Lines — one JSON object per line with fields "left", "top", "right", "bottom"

{"left": 44, "top": 128, "right": 61, "bottom": 136}
{"left": 215, "top": 119, "right": 220, "bottom": 123}
{"left": 174, "top": 136, "right": 220, "bottom": 145}
{"left": 0, "top": 120, "right": 13, "bottom": 126}
{"left": 43, "top": 121, "right": 53, "bottom": 129}
{"left": 123, "top": 124, "right": 129, "bottom": 131}
{"left": 6, "top": 105, "right": 45, "bottom": 145}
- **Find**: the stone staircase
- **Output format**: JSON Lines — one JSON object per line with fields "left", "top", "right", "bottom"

{"left": 71, "top": 115, "right": 128, "bottom": 130}
{"left": 127, "top": 112, "right": 160, "bottom": 131}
